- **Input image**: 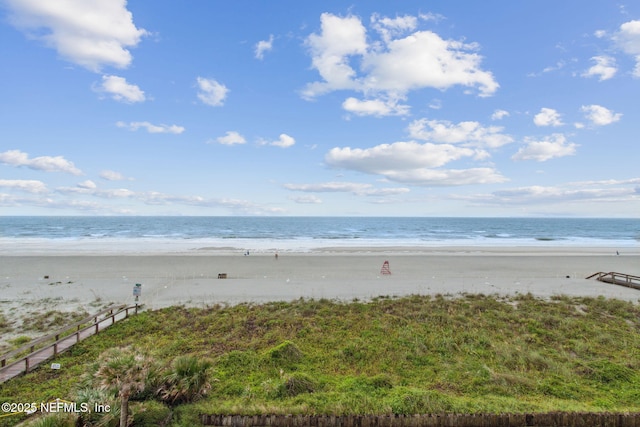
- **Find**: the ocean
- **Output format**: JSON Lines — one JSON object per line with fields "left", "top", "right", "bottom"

{"left": 1, "top": 216, "right": 639, "bottom": 254}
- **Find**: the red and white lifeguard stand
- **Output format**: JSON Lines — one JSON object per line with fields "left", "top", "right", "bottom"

{"left": 380, "top": 260, "right": 391, "bottom": 275}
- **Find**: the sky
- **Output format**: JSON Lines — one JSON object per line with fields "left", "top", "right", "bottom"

{"left": 1, "top": 1, "right": 639, "bottom": 217}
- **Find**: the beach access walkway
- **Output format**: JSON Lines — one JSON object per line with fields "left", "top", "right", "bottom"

{"left": 586, "top": 271, "right": 640, "bottom": 291}
{"left": 0, "top": 304, "right": 142, "bottom": 384}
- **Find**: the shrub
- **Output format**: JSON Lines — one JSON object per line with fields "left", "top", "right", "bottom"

{"left": 158, "top": 355, "right": 213, "bottom": 405}
{"left": 265, "top": 340, "right": 303, "bottom": 366}
{"left": 279, "top": 372, "right": 317, "bottom": 398}
{"left": 261, "top": 371, "right": 318, "bottom": 400}
{"left": 130, "top": 400, "right": 172, "bottom": 427}
{"left": 74, "top": 388, "right": 118, "bottom": 427}
{"left": 0, "top": 312, "right": 11, "bottom": 333}
{"left": 338, "top": 374, "right": 394, "bottom": 394}
{"left": 386, "top": 387, "right": 453, "bottom": 414}
{"left": 21, "top": 414, "right": 76, "bottom": 427}
{"left": 94, "top": 346, "right": 154, "bottom": 427}
{"left": 8, "top": 335, "right": 31, "bottom": 348}
{"left": 586, "top": 360, "right": 635, "bottom": 384}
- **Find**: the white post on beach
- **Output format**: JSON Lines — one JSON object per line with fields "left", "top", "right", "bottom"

{"left": 133, "top": 283, "right": 142, "bottom": 302}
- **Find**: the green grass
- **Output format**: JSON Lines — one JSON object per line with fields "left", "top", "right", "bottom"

{"left": 0, "top": 312, "right": 10, "bottom": 334}
{"left": 24, "top": 309, "right": 90, "bottom": 333}
{"left": 2, "top": 294, "right": 640, "bottom": 426}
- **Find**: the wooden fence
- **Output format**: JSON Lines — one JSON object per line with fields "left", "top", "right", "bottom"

{"left": 200, "top": 413, "right": 640, "bottom": 427}
{"left": 0, "top": 304, "right": 142, "bottom": 383}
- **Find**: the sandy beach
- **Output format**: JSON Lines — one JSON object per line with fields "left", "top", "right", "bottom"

{"left": 2, "top": 248, "right": 640, "bottom": 308}
{"left": 1, "top": 246, "right": 639, "bottom": 348}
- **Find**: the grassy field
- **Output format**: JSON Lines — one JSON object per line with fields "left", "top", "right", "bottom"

{"left": 1, "top": 293, "right": 640, "bottom": 426}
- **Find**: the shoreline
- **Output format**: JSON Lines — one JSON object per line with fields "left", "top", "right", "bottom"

{"left": 1, "top": 243, "right": 639, "bottom": 257}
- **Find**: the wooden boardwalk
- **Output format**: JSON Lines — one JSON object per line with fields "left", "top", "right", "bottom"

{"left": 586, "top": 271, "right": 640, "bottom": 290}
{"left": 0, "top": 304, "right": 142, "bottom": 383}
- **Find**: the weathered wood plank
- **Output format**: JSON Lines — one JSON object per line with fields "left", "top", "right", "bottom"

{"left": 0, "top": 304, "right": 141, "bottom": 383}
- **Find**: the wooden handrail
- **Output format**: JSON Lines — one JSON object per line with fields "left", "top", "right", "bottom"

{"left": 0, "top": 304, "right": 127, "bottom": 368}
{"left": 1, "top": 304, "right": 142, "bottom": 382}
{"left": 585, "top": 271, "right": 640, "bottom": 290}
{"left": 586, "top": 271, "right": 640, "bottom": 280}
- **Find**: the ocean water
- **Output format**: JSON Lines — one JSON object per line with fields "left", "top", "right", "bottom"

{"left": 1, "top": 217, "right": 639, "bottom": 254}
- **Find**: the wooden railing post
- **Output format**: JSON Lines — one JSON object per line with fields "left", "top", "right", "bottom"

{"left": 1, "top": 304, "right": 142, "bottom": 384}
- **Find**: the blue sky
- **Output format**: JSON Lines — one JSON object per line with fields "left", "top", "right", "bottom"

{"left": 1, "top": 1, "right": 639, "bottom": 217}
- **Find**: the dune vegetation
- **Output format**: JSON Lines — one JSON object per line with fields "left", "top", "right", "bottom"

{"left": 2, "top": 293, "right": 640, "bottom": 426}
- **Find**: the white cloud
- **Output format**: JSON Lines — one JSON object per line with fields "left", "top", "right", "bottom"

{"left": 0, "top": 179, "right": 48, "bottom": 193}
{"left": 303, "top": 13, "right": 368, "bottom": 98}
{"left": 57, "top": 182, "right": 136, "bottom": 199}
{"left": 284, "top": 181, "right": 409, "bottom": 196}
{"left": 527, "top": 61, "right": 567, "bottom": 78}
{"left": 101, "top": 188, "right": 136, "bottom": 198}
{"left": 100, "top": 170, "right": 129, "bottom": 181}
{"left": 59, "top": 180, "right": 135, "bottom": 198}
{"left": 196, "top": 77, "right": 228, "bottom": 106}
{"left": 582, "top": 56, "right": 617, "bottom": 81}
{"left": 491, "top": 109, "right": 510, "bottom": 121}
{"left": 419, "top": 12, "right": 446, "bottom": 23}
{"left": 267, "top": 134, "right": 296, "bottom": 148}
{"left": 362, "top": 30, "right": 498, "bottom": 97}
{"left": 533, "top": 108, "right": 564, "bottom": 127}
{"left": 466, "top": 180, "right": 640, "bottom": 206}
{"left": 542, "top": 61, "right": 566, "bottom": 74}
{"left": 614, "top": 20, "right": 640, "bottom": 77}
{"left": 594, "top": 30, "right": 607, "bottom": 38}
{"left": 495, "top": 186, "right": 602, "bottom": 202}
{"left": 77, "top": 180, "right": 97, "bottom": 190}
{"left": 382, "top": 168, "right": 507, "bottom": 186}
{"left": 512, "top": 134, "right": 578, "bottom": 162}
{"left": 138, "top": 191, "right": 285, "bottom": 215}
{"left": 5, "top": 0, "right": 146, "bottom": 71}
{"left": 302, "top": 13, "right": 498, "bottom": 115}
{"left": 324, "top": 140, "right": 506, "bottom": 186}
{"left": 98, "top": 75, "right": 145, "bottom": 103}
{"left": 324, "top": 116, "right": 513, "bottom": 188}
{"left": 255, "top": 34, "right": 274, "bottom": 59}
{"left": 371, "top": 13, "right": 418, "bottom": 43}
{"left": 581, "top": 104, "right": 622, "bottom": 126}
{"left": 569, "top": 177, "right": 640, "bottom": 187}
{"left": 2, "top": 182, "right": 286, "bottom": 215}
{"left": 326, "top": 141, "right": 475, "bottom": 172}
{"left": 116, "top": 121, "right": 185, "bottom": 134}
{"left": 408, "top": 119, "right": 513, "bottom": 149}
{"left": 0, "top": 149, "right": 82, "bottom": 175}
{"left": 342, "top": 96, "right": 409, "bottom": 117}
{"left": 290, "top": 195, "right": 323, "bottom": 204}
{"left": 215, "top": 131, "right": 246, "bottom": 145}
{"left": 428, "top": 99, "right": 442, "bottom": 110}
